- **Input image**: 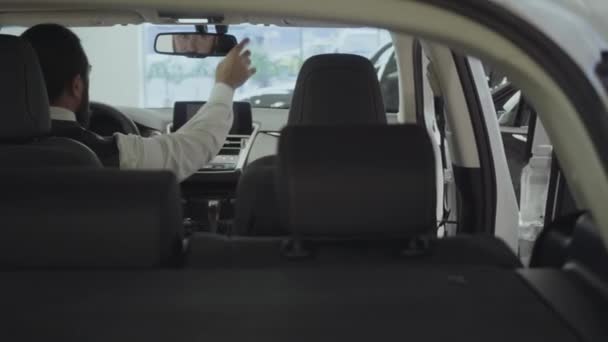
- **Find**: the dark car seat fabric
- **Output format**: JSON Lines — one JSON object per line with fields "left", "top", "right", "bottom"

{"left": 235, "top": 54, "right": 389, "bottom": 236}
{"left": 52, "top": 120, "right": 119, "bottom": 167}
{"left": 189, "top": 126, "right": 519, "bottom": 269}
{"left": 0, "top": 169, "right": 184, "bottom": 269}
{"left": 288, "top": 54, "right": 387, "bottom": 125}
{"left": 0, "top": 266, "right": 586, "bottom": 342}
{"left": 233, "top": 155, "right": 284, "bottom": 236}
{"left": 187, "top": 233, "right": 521, "bottom": 268}
{"left": 277, "top": 124, "right": 436, "bottom": 238}
{"left": 0, "top": 137, "right": 102, "bottom": 167}
{"left": 0, "top": 35, "right": 101, "bottom": 167}
{"left": 0, "top": 35, "right": 50, "bottom": 140}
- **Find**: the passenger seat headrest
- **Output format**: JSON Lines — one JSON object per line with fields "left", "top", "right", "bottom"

{"left": 288, "top": 54, "right": 387, "bottom": 125}
{"left": 278, "top": 125, "right": 436, "bottom": 238}
{"left": 0, "top": 35, "right": 50, "bottom": 141}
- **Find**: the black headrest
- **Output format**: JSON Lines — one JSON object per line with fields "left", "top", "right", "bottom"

{"left": 0, "top": 137, "right": 102, "bottom": 167}
{"left": 0, "top": 169, "right": 183, "bottom": 268}
{"left": 278, "top": 125, "right": 436, "bottom": 237}
{"left": 288, "top": 54, "right": 386, "bottom": 125}
{"left": 0, "top": 35, "right": 50, "bottom": 140}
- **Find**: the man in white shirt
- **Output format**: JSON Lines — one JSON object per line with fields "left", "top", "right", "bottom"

{"left": 22, "top": 23, "right": 255, "bottom": 181}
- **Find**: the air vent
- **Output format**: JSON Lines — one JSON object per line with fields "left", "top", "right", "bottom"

{"left": 223, "top": 136, "right": 248, "bottom": 150}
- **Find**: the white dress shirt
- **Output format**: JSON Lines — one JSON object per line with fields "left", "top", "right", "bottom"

{"left": 50, "top": 83, "right": 234, "bottom": 182}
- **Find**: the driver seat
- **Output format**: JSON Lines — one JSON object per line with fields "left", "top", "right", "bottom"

{"left": 0, "top": 35, "right": 101, "bottom": 168}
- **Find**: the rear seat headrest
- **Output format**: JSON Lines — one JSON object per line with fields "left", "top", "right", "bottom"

{"left": 0, "top": 35, "right": 50, "bottom": 141}
{"left": 288, "top": 54, "right": 387, "bottom": 125}
{"left": 0, "top": 169, "right": 183, "bottom": 269}
{"left": 277, "top": 125, "right": 436, "bottom": 238}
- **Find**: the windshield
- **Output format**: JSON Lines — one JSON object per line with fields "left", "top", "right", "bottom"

{"left": 1, "top": 24, "right": 396, "bottom": 111}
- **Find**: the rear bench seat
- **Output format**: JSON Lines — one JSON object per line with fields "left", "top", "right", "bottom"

{"left": 0, "top": 131, "right": 604, "bottom": 342}
{"left": 0, "top": 168, "right": 184, "bottom": 269}
{"left": 187, "top": 124, "right": 520, "bottom": 268}
{"left": 1, "top": 213, "right": 605, "bottom": 341}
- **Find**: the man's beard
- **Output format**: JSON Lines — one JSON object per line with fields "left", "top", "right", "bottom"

{"left": 75, "top": 84, "right": 91, "bottom": 128}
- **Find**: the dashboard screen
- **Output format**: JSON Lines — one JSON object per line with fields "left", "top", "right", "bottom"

{"left": 173, "top": 101, "right": 253, "bottom": 135}
{"left": 185, "top": 103, "right": 203, "bottom": 120}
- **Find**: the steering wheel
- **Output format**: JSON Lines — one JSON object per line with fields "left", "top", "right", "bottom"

{"left": 89, "top": 101, "right": 141, "bottom": 136}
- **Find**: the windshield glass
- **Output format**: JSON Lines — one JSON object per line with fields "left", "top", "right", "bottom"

{"left": 1, "top": 24, "right": 396, "bottom": 111}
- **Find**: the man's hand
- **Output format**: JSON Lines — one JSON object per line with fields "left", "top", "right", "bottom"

{"left": 215, "top": 38, "right": 256, "bottom": 89}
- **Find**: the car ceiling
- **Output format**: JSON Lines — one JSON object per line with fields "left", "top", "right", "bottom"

{"left": 0, "top": 9, "right": 360, "bottom": 27}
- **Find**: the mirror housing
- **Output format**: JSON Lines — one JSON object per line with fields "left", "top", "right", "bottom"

{"left": 154, "top": 32, "right": 237, "bottom": 57}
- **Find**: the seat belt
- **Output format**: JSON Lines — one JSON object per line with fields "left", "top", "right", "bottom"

{"left": 434, "top": 96, "right": 452, "bottom": 231}
{"left": 427, "top": 60, "right": 455, "bottom": 232}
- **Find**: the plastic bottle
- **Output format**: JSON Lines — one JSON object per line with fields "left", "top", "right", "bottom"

{"left": 518, "top": 145, "right": 553, "bottom": 266}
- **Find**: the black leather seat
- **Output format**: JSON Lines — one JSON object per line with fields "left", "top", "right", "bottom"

{"left": 0, "top": 168, "right": 184, "bottom": 269}
{"left": 0, "top": 35, "right": 101, "bottom": 167}
{"left": 235, "top": 54, "right": 387, "bottom": 236}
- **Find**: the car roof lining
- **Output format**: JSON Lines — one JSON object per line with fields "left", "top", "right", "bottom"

{"left": 0, "top": 9, "right": 363, "bottom": 27}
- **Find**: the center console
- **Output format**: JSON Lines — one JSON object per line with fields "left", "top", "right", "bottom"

{"left": 169, "top": 101, "right": 260, "bottom": 233}
{"left": 169, "top": 101, "right": 259, "bottom": 176}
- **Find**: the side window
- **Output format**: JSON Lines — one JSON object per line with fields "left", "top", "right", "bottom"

{"left": 370, "top": 43, "right": 399, "bottom": 112}
{"left": 486, "top": 65, "right": 533, "bottom": 199}
{"left": 485, "top": 65, "right": 557, "bottom": 264}
{"left": 379, "top": 51, "right": 399, "bottom": 112}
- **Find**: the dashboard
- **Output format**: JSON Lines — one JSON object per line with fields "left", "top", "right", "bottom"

{"left": 118, "top": 105, "right": 400, "bottom": 175}
{"left": 114, "top": 104, "right": 398, "bottom": 233}
{"left": 123, "top": 101, "right": 269, "bottom": 233}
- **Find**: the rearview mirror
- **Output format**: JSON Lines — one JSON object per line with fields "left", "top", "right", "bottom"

{"left": 154, "top": 32, "right": 237, "bottom": 57}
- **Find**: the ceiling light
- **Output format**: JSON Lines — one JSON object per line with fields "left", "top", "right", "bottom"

{"left": 177, "top": 18, "right": 209, "bottom": 24}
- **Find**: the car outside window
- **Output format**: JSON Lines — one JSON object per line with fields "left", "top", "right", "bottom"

{"left": 142, "top": 24, "right": 394, "bottom": 110}
{"left": 1, "top": 24, "right": 396, "bottom": 112}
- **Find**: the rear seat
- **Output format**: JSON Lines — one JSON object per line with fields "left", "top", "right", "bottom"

{"left": 0, "top": 168, "right": 184, "bottom": 269}
{"left": 187, "top": 124, "right": 520, "bottom": 268}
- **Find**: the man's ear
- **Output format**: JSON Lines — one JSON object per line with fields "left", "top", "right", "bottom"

{"left": 69, "top": 74, "right": 85, "bottom": 102}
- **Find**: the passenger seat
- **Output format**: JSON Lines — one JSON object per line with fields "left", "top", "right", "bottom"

{"left": 188, "top": 124, "right": 520, "bottom": 268}
{"left": 234, "top": 54, "right": 387, "bottom": 236}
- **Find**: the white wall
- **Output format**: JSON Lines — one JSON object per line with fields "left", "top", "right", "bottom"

{"left": 75, "top": 25, "right": 143, "bottom": 107}
{"left": 1, "top": 25, "right": 144, "bottom": 107}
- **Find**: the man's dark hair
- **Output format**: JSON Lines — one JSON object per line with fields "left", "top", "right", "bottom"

{"left": 21, "top": 23, "right": 89, "bottom": 103}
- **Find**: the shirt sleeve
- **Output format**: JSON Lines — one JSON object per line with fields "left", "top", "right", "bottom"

{"left": 115, "top": 82, "right": 234, "bottom": 182}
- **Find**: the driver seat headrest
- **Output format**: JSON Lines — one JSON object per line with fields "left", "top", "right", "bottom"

{"left": 0, "top": 35, "right": 50, "bottom": 141}
{"left": 287, "top": 54, "right": 387, "bottom": 125}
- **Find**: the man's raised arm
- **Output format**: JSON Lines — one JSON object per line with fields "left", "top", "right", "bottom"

{"left": 115, "top": 38, "right": 256, "bottom": 181}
